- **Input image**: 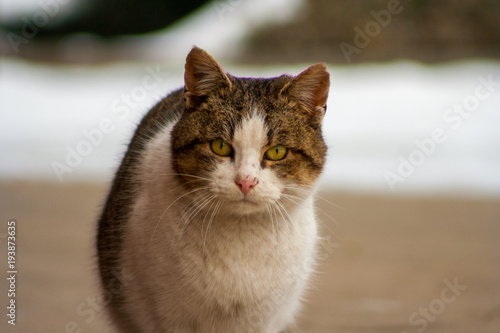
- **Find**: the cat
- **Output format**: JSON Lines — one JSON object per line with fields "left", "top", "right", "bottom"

{"left": 97, "top": 46, "right": 330, "bottom": 333}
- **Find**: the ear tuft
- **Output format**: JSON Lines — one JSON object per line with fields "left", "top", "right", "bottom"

{"left": 282, "top": 63, "right": 330, "bottom": 118}
{"left": 184, "top": 46, "right": 231, "bottom": 104}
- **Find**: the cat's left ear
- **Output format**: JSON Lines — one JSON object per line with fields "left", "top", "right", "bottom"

{"left": 281, "top": 63, "right": 330, "bottom": 121}
{"left": 184, "top": 46, "right": 232, "bottom": 107}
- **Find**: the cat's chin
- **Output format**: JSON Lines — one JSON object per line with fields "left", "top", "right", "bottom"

{"left": 222, "top": 197, "right": 269, "bottom": 215}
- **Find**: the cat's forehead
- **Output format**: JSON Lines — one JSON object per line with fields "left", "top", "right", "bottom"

{"left": 224, "top": 75, "right": 292, "bottom": 108}
{"left": 202, "top": 76, "right": 298, "bottom": 132}
{"left": 232, "top": 112, "right": 268, "bottom": 151}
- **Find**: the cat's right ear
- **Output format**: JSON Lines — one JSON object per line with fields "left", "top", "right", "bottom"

{"left": 184, "top": 46, "right": 232, "bottom": 107}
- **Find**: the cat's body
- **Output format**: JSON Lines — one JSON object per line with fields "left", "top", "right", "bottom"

{"left": 97, "top": 47, "right": 330, "bottom": 333}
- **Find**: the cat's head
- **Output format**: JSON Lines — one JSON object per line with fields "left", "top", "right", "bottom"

{"left": 171, "top": 47, "right": 329, "bottom": 215}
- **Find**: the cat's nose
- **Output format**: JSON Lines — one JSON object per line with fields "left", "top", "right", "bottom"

{"left": 235, "top": 175, "right": 259, "bottom": 195}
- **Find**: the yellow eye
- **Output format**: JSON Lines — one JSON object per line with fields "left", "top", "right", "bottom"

{"left": 265, "top": 146, "right": 288, "bottom": 161}
{"left": 210, "top": 139, "right": 233, "bottom": 156}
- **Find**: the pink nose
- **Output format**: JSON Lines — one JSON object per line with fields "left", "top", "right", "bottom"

{"left": 235, "top": 175, "right": 259, "bottom": 195}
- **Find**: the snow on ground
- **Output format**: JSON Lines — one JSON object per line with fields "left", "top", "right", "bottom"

{"left": 1, "top": 58, "right": 500, "bottom": 197}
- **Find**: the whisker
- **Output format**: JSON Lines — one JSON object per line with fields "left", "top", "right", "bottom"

{"left": 314, "top": 193, "right": 348, "bottom": 211}
{"left": 280, "top": 186, "right": 342, "bottom": 231}
{"left": 266, "top": 204, "right": 277, "bottom": 243}
{"left": 201, "top": 197, "right": 219, "bottom": 250}
{"left": 166, "top": 173, "right": 213, "bottom": 182}
{"left": 280, "top": 193, "right": 303, "bottom": 206}
{"left": 178, "top": 191, "right": 215, "bottom": 237}
{"left": 203, "top": 200, "right": 217, "bottom": 244}
{"left": 180, "top": 191, "right": 212, "bottom": 222}
{"left": 272, "top": 201, "right": 290, "bottom": 229}
{"left": 315, "top": 207, "right": 339, "bottom": 226}
{"left": 150, "top": 186, "right": 211, "bottom": 241}
{"left": 156, "top": 174, "right": 211, "bottom": 194}
{"left": 148, "top": 172, "right": 212, "bottom": 195}
{"left": 203, "top": 199, "right": 223, "bottom": 250}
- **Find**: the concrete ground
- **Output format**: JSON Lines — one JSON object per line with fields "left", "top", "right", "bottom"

{"left": 0, "top": 181, "right": 499, "bottom": 333}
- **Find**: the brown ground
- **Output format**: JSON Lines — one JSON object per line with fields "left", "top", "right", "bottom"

{"left": 0, "top": 181, "right": 499, "bottom": 333}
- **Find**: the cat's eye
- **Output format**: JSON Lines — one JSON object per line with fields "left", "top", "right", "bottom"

{"left": 210, "top": 139, "right": 233, "bottom": 157}
{"left": 265, "top": 146, "right": 288, "bottom": 161}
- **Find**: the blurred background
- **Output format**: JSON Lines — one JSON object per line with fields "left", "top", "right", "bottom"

{"left": 0, "top": 1, "right": 499, "bottom": 332}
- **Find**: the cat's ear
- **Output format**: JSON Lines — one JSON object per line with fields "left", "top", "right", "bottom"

{"left": 184, "top": 46, "right": 231, "bottom": 107}
{"left": 281, "top": 63, "right": 330, "bottom": 120}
